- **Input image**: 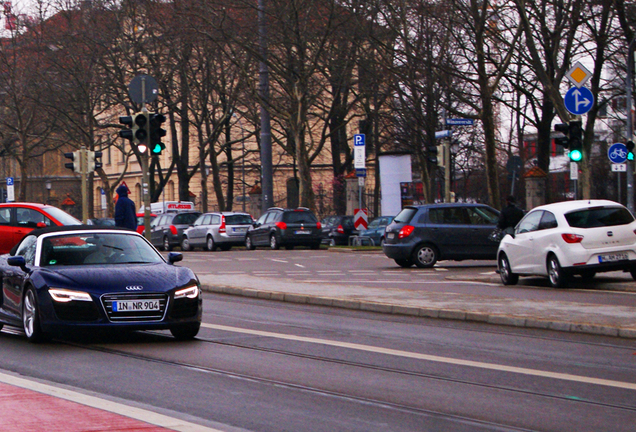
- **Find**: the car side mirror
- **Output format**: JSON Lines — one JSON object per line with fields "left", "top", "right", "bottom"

{"left": 8, "top": 256, "right": 28, "bottom": 272}
{"left": 168, "top": 252, "right": 183, "bottom": 264}
{"left": 253, "top": 222, "right": 260, "bottom": 228}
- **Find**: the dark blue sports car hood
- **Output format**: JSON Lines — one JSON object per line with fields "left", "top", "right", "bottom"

{"left": 36, "top": 263, "right": 197, "bottom": 295}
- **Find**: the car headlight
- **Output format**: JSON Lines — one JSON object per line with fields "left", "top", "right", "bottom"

{"left": 49, "top": 288, "right": 92, "bottom": 302}
{"left": 174, "top": 285, "right": 199, "bottom": 299}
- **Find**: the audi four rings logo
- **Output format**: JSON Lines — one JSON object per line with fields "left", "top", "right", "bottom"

{"left": 126, "top": 285, "right": 144, "bottom": 291}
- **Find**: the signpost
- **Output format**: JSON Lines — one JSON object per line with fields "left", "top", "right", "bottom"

{"left": 6, "top": 177, "right": 14, "bottom": 202}
{"left": 354, "top": 134, "right": 365, "bottom": 209}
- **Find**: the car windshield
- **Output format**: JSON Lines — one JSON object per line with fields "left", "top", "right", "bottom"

{"left": 283, "top": 211, "right": 317, "bottom": 224}
{"left": 226, "top": 214, "right": 253, "bottom": 225}
{"left": 40, "top": 232, "right": 164, "bottom": 266}
{"left": 565, "top": 206, "right": 634, "bottom": 228}
{"left": 44, "top": 207, "right": 82, "bottom": 225}
{"left": 394, "top": 208, "right": 417, "bottom": 224}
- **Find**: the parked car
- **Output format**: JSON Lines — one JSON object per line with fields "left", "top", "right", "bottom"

{"left": 0, "top": 202, "right": 82, "bottom": 254}
{"left": 359, "top": 216, "right": 394, "bottom": 246}
{"left": 136, "top": 212, "right": 158, "bottom": 235}
{"left": 245, "top": 207, "right": 322, "bottom": 250}
{"left": 149, "top": 211, "right": 201, "bottom": 251}
{"left": 0, "top": 226, "right": 201, "bottom": 342}
{"left": 181, "top": 212, "right": 253, "bottom": 251}
{"left": 88, "top": 218, "right": 116, "bottom": 227}
{"left": 320, "top": 215, "right": 357, "bottom": 246}
{"left": 382, "top": 203, "right": 500, "bottom": 268}
{"left": 497, "top": 200, "right": 636, "bottom": 288}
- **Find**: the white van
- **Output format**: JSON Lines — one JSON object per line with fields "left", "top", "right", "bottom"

{"left": 138, "top": 201, "right": 196, "bottom": 215}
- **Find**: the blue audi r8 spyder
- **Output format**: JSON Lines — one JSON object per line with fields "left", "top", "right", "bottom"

{"left": 0, "top": 226, "right": 202, "bottom": 342}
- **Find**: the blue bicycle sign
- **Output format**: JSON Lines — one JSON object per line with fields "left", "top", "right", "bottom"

{"left": 608, "top": 143, "right": 627, "bottom": 164}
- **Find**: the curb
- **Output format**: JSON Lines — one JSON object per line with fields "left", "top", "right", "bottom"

{"left": 202, "top": 285, "right": 636, "bottom": 339}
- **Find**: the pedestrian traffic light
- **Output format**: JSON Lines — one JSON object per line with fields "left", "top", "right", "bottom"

{"left": 87, "top": 151, "right": 103, "bottom": 171}
{"left": 568, "top": 120, "right": 583, "bottom": 162}
{"left": 554, "top": 123, "right": 570, "bottom": 149}
{"left": 149, "top": 113, "right": 167, "bottom": 155}
{"left": 119, "top": 116, "right": 134, "bottom": 141}
{"left": 627, "top": 140, "right": 635, "bottom": 161}
{"left": 427, "top": 146, "right": 438, "bottom": 165}
{"left": 132, "top": 112, "right": 149, "bottom": 153}
{"left": 64, "top": 151, "right": 79, "bottom": 172}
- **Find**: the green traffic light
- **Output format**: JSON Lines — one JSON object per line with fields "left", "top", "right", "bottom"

{"left": 629, "top": 152, "right": 634, "bottom": 161}
{"left": 152, "top": 143, "right": 162, "bottom": 154}
{"left": 569, "top": 149, "right": 583, "bottom": 162}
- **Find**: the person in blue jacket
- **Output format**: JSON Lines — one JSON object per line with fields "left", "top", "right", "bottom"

{"left": 114, "top": 185, "right": 137, "bottom": 231}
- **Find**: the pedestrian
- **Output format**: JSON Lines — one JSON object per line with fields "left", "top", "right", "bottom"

{"left": 498, "top": 195, "right": 525, "bottom": 235}
{"left": 114, "top": 184, "right": 137, "bottom": 231}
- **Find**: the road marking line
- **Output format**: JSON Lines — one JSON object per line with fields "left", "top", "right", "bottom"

{"left": 295, "top": 264, "right": 305, "bottom": 268}
{"left": 270, "top": 259, "right": 288, "bottom": 263}
{"left": 0, "top": 371, "right": 224, "bottom": 432}
{"left": 202, "top": 323, "right": 636, "bottom": 391}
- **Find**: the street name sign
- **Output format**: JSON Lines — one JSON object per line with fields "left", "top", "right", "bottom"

{"left": 446, "top": 118, "right": 474, "bottom": 126}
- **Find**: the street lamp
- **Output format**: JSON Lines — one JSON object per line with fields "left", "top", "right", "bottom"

{"left": 627, "top": 37, "right": 635, "bottom": 213}
{"left": 45, "top": 180, "right": 51, "bottom": 204}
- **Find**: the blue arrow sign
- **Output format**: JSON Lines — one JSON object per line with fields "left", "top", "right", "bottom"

{"left": 564, "top": 87, "right": 594, "bottom": 115}
{"left": 608, "top": 143, "right": 627, "bottom": 164}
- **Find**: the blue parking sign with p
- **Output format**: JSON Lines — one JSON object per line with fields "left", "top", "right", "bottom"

{"left": 354, "top": 134, "right": 365, "bottom": 146}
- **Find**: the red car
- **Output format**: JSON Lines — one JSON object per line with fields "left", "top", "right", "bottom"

{"left": 136, "top": 212, "right": 158, "bottom": 235}
{"left": 0, "top": 203, "right": 82, "bottom": 254}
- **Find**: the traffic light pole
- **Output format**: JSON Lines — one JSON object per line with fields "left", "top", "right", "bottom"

{"left": 444, "top": 138, "right": 451, "bottom": 202}
{"left": 626, "top": 38, "right": 635, "bottom": 213}
{"left": 80, "top": 146, "right": 88, "bottom": 223}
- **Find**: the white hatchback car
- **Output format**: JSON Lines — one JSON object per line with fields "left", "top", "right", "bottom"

{"left": 497, "top": 200, "right": 636, "bottom": 288}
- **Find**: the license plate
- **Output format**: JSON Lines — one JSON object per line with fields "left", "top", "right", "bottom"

{"left": 295, "top": 230, "right": 311, "bottom": 235}
{"left": 232, "top": 227, "right": 247, "bottom": 233}
{"left": 113, "top": 300, "right": 160, "bottom": 312}
{"left": 598, "top": 253, "right": 629, "bottom": 263}
{"left": 387, "top": 232, "right": 395, "bottom": 239}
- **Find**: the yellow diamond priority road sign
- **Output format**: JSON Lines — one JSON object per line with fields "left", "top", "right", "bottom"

{"left": 566, "top": 62, "right": 591, "bottom": 88}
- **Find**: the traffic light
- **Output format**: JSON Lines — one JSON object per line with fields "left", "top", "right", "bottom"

{"left": 568, "top": 120, "right": 583, "bottom": 162}
{"left": 87, "top": 151, "right": 103, "bottom": 171}
{"left": 427, "top": 145, "right": 438, "bottom": 164}
{"left": 132, "top": 112, "right": 149, "bottom": 153}
{"left": 149, "top": 113, "right": 167, "bottom": 155}
{"left": 64, "top": 151, "right": 79, "bottom": 172}
{"left": 627, "top": 140, "right": 635, "bottom": 161}
{"left": 554, "top": 123, "right": 570, "bottom": 149}
{"left": 119, "top": 116, "right": 134, "bottom": 141}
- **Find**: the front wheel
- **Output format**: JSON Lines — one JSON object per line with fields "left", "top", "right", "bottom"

{"left": 413, "top": 244, "right": 438, "bottom": 268}
{"left": 23, "top": 288, "right": 44, "bottom": 343}
{"left": 245, "top": 235, "right": 255, "bottom": 250}
{"left": 170, "top": 323, "right": 200, "bottom": 340}
{"left": 498, "top": 253, "right": 518, "bottom": 285}
{"left": 547, "top": 254, "right": 569, "bottom": 288}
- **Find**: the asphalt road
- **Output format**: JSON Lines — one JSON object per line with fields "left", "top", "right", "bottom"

{"left": 1, "top": 292, "right": 635, "bottom": 431}
{"left": 178, "top": 248, "right": 636, "bottom": 308}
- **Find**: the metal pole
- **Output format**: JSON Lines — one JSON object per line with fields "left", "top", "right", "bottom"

{"left": 258, "top": 0, "right": 274, "bottom": 211}
{"left": 444, "top": 139, "right": 451, "bottom": 202}
{"left": 626, "top": 38, "right": 635, "bottom": 213}
{"left": 80, "top": 146, "right": 88, "bottom": 223}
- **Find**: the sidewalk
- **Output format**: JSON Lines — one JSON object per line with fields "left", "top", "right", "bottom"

{"left": 198, "top": 271, "right": 636, "bottom": 339}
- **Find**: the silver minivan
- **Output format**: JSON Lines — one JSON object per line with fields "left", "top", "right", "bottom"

{"left": 181, "top": 212, "right": 253, "bottom": 251}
